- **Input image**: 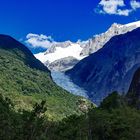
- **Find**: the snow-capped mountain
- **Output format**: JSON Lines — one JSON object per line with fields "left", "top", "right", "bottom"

{"left": 35, "top": 21, "right": 140, "bottom": 71}
{"left": 66, "top": 27, "right": 140, "bottom": 105}
{"left": 35, "top": 41, "right": 86, "bottom": 71}
{"left": 80, "top": 21, "right": 140, "bottom": 56}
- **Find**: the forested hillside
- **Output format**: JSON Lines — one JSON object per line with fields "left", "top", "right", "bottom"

{"left": 0, "top": 35, "right": 90, "bottom": 121}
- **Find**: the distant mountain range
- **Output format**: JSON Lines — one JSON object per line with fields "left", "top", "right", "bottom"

{"left": 35, "top": 21, "right": 140, "bottom": 71}
{"left": 66, "top": 27, "right": 140, "bottom": 104}
{"left": 35, "top": 41, "right": 86, "bottom": 71}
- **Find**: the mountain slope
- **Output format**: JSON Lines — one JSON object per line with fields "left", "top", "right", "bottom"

{"left": 0, "top": 35, "right": 89, "bottom": 120}
{"left": 34, "top": 21, "right": 140, "bottom": 72}
{"left": 80, "top": 20, "right": 140, "bottom": 56}
{"left": 67, "top": 28, "right": 140, "bottom": 104}
{"left": 47, "top": 56, "right": 79, "bottom": 71}
{"left": 127, "top": 67, "right": 140, "bottom": 109}
{"left": 35, "top": 41, "right": 86, "bottom": 71}
{"left": 0, "top": 35, "right": 50, "bottom": 72}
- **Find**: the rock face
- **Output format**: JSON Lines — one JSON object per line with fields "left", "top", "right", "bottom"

{"left": 66, "top": 28, "right": 140, "bottom": 104}
{"left": 128, "top": 67, "right": 140, "bottom": 96}
{"left": 46, "top": 56, "right": 79, "bottom": 71}
{"left": 127, "top": 68, "right": 140, "bottom": 109}
{"left": 35, "top": 42, "right": 86, "bottom": 71}
{"left": 44, "top": 41, "right": 72, "bottom": 54}
{"left": 34, "top": 21, "right": 140, "bottom": 72}
{"left": 80, "top": 22, "right": 140, "bottom": 56}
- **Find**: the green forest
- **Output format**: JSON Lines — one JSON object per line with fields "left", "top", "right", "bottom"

{"left": 1, "top": 91, "right": 140, "bottom": 140}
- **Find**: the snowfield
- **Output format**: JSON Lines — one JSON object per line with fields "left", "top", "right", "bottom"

{"left": 35, "top": 43, "right": 86, "bottom": 63}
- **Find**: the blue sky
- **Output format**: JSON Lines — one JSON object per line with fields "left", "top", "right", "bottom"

{"left": 0, "top": 0, "right": 140, "bottom": 52}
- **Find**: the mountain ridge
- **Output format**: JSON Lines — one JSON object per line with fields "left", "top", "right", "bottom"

{"left": 0, "top": 34, "right": 50, "bottom": 73}
{"left": 34, "top": 20, "right": 140, "bottom": 71}
{"left": 66, "top": 27, "right": 140, "bottom": 104}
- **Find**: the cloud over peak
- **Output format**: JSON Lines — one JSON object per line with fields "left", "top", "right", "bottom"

{"left": 25, "top": 33, "right": 86, "bottom": 50}
{"left": 95, "top": 0, "right": 140, "bottom": 16}
{"left": 26, "top": 33, "right": 55, "bottom": 49}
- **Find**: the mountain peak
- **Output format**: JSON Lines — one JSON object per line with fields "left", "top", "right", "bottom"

{"left": 108, "top": 21, "right": 140, "bottom": 33}
{"left": 109, "top": 23, "right": 122, "bottom": 29}
{"left": 34, "top": 21, "right": 140, "bottom": 72}
{"left": 125, "top": 20, "right": 140, "bottom": 28}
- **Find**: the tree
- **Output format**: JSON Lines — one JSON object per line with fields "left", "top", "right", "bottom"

{"left": 24, "top": 100, "right": 47, "bottom": 140}
{"left": 100, "top": 91, "right": 125, "bottom": 110}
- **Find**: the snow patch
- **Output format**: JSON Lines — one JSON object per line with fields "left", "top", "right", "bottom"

{"left": 125, "top": 20, "right": 140, "bottom": 28}
{"left": 35, "top": 43, "right": 86, "bottom": 63}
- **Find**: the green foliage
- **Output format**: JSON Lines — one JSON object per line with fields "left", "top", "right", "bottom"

{"left": 0, "top": 94, "right": 50, "bottom": 140}
{"left": 0, "top": 94, "right": 22, "bottom": 140}
{"left": 1, "top": 89, "right": 140, "bottom": 140}
{"left": 100, "top": 91, "right": 126, "bottom": 110}
{"left": 127, "top": 91, "right": 140, "bottom": 109}
{"left": 86, "top": 107, "right": 140, "bottom": 140}
{"left": 45, "top": 92, "right": 140, "bottom": 140}
{"left": 0, "top": 46, "right": 88, "bottom": 120}
{"left": 23, "top": 100, "right": 48, "bottom": 140}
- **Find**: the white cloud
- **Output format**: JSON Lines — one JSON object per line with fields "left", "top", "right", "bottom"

{"left": 95, "top": 0, "right": 140, "bottom": 16}
{"left": 130, "top": 0, "right": 140, "bottom": 10}
{"left": 117, "top": 9, "right": 132, "bottom": 16}
{"left": 26, "top": 33, "right": 56, "bottom": 49}
{"left": 25, "top": 33, "right": 85, "bottom": 50}
{"left": 99, "top": 0, "right": 125, "bottom": 14}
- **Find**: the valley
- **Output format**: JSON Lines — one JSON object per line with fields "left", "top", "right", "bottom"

{"left": 1, "top": 6, "right": 140, "bottom": 139}
{"left": 34, "top": 21, "right": 140, "bottom": 105}
{"left": 51, "top": 71, "right": 88, "bottom": 98}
